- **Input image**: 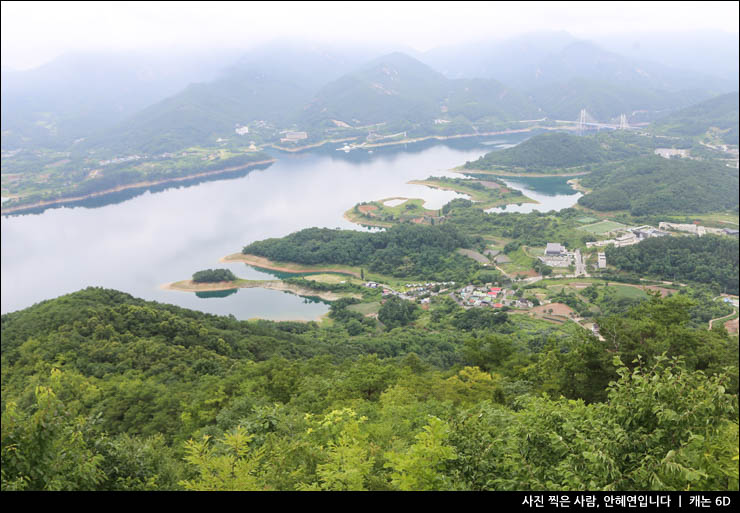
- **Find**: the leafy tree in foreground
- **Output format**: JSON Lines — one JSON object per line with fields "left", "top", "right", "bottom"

{"left": 1, "top": 369, "right": 105, "bottom": 491}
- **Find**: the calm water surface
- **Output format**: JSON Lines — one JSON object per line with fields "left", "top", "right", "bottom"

{"left": 4, "top": 136, "right": 547, "bottom": 320}
{"left": 484, "top": 175, "right": 582, "bottom": 214}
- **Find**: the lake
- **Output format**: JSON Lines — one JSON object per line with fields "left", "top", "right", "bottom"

{"left": 1, "top": 133, "right": 578, "bottom": 320}
{"left": 484, "top": 175, "right": 582, "bottom": 214}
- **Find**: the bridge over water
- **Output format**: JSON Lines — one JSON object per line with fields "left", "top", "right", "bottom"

{"left": 554, "top": 109, "right": 636, "bottom": 131}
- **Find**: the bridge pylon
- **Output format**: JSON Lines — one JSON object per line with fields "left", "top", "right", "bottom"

{"left": 618, "top": 114, "right": 629, "bottom": 130}
{"left": 578, "top": 109, "right": 587, "bottom": 133}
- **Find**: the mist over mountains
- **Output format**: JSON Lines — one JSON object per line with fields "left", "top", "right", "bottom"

{"left": 2, "top": 31, "right": 737, "bottom": 155}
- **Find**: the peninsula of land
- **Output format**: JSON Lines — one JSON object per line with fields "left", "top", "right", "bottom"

{"left": 161, "top": 278, "right": 360, "bottom": 302}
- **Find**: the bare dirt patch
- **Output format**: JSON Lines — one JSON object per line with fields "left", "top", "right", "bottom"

{"left": 724, "top": 317, "right": 738, "bottom": 335}
{"left": 509, "top": 268, "right": 539, "bottom": 277}
{"left": 358, "top": 205, "right": 378, "bottom": 214}
{"left": 478, "top": 180, "right": 502, "bottom": 189}
{"left": 531, "top": 302, "right": 576, "bottom": 318}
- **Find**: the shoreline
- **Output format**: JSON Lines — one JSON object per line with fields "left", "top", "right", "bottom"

{"left": 407, "top": 179, "right": 539, "bottom": 206}
{"left": 275, "top": 123, "right": 559, "bottom": 154}
{"left": 342, "top": 210, "right": 393, "bottom": 228}
{"left": 267, "top": 137, "right": 358, "bottom": 153}
{"left": 1, "top": 158, "right": 276, "bottom": 214}
{"left": 221, "top": 253, "right": 363, "bottom": 278}
{"left": 567, "top": 178, "right": 592, "bottom": 194}
{"left": 161, "top": 278, "right": 359, "bottom": 302}
{"left": 455, "top": 168, "right": 592, "bottom": 177}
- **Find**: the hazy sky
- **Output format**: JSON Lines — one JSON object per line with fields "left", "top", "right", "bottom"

{"left": 2, "top": 1, "right": 739, "bottom": 70}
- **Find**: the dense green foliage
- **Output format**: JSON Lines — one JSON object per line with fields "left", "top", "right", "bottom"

{"left": 463, "top": 131, "right": 654, "bottom": 172}
{"left": 192, "top": 269, "right": 237, "bottom": 283}
{"left": 243, "top": 224, "right": 479, "bottom": 281}
{"left": 1, "top": 287, "right": 737, "bottom": 490}
{"left": 378, "top": 297, "right": 421, "bottom": 329}
{"left": 578, "top": 156, "right": 739, "bottom": 215}
{"left": 605, "top": 235, "right": 739, "bottom": 294}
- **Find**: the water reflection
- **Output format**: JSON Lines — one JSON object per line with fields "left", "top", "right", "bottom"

{"left": 195, "top": 288, "right": 239, "bottom": 299}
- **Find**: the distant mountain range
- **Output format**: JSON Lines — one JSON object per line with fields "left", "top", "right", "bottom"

{"left": 2, "top": 33, "right": 737, "bottom": 155}
{"left": 299, "top": 52, "right": 540, "bottom": 129}
{"left": 0, "top": 50, "right": 243, "bottom": 150}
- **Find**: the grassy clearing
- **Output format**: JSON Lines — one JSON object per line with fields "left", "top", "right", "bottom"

{"left": 608, "top": 284, "right": 649, "bottom": 300}
{"left": 500, "top": 247, "right": 537, "bottom": 276}
{"left": 508, "top": 247, "right": 536, "bottom": 269}
{"left": 579, "top": 220, "right": 629, "bottom": 234}
{"left": 348, "top": 302, "right": 381, "bottom": 316}
{"left": 344, "top": 197, "right": 440, "bottom": 227}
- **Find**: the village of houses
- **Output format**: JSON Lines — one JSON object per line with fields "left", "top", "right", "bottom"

{"left": 364, "top": 280, "right": 534, "bottom": 311}
{"left": 358, "top": 217, "right": 739, "bottom": 337}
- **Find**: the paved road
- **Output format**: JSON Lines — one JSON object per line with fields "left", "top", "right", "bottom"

{"left": 574, "top": 249, "right": 587, "bottom": 277}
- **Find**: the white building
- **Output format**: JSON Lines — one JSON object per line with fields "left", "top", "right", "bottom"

{"left": 597, "top": 252, "right": 606, "bottom": 269}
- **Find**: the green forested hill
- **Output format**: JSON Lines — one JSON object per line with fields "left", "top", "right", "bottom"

{"left": 463, "top": 131, "right": 652, "bottom": 172}
{"left": 300, "top": 52, "right": 449, "bottom": 127}
{"left": 578, "top": 155, "right": 739, "bottom": 215}
{"left": 242, "top": 224, "right": 478, "bottom": 281}
{"left": 651, "top": 92, "right": 739, "bottom": 144}
{"left": 464, "top": 132, "right": 604, "bottom": 171}
{"left": 1, "top": 287, "right": 737, "bottom": 490}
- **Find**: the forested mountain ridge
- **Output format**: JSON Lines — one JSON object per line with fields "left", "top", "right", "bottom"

{"left": 651, "top": 92, "right": 739, "bottom": 144}
{"left": 0, "top": 51, "right": 242, "bottom": 151}
{"left": 5, "top": 41, "right": 726, "bottom": 159}
{"left": 1, "top": 286, "right": 737, "bottom": 490}
{"left": 73, "top": 43, "right": 377, "bottom": 156}
{"left": 81, "top": 71, "right": 312, "bottom": 155}
{"left": 300, "top": 52, "right": 540, "bottom": 129}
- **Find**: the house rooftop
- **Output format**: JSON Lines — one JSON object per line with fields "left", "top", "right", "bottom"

{"left": 545, "top": 243, "right": 565, "bottom": 254}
